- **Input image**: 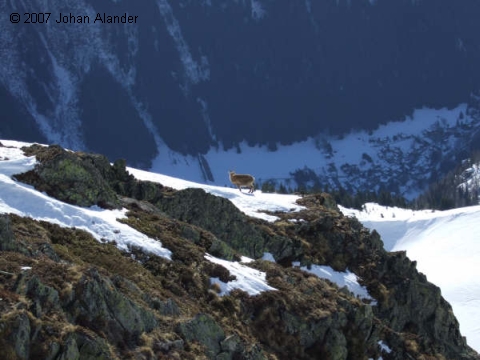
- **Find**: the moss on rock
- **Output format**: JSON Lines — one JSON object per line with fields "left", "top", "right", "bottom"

{"left": 176, "top": 313, "right": 225, "bottom": 358}
{"left": 16, "top": 145, "right": 120, "bottom": 208}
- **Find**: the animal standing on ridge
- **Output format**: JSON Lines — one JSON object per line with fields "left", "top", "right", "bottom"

{"left": 228, "top": 171, "right": 255, "bottom": 193}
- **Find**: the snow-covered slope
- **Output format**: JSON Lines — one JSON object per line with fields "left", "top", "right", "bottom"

{"left": 127, "top": 166, "right": 304, "bottom": 222}
{"left": 0, "top": 140, "right": 172, "bottom": 259}
{"left": 341, "top": 203, "right": 480, "bottom": 352}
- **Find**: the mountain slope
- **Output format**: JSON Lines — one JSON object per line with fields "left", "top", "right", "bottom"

{"left": 2, "top": 1, "right": 480, "bottom": 162}
{"left": 341, "top": 203, "right": 480, "bottom": 352}
{"left": 0, "top": 140, "right": 479, "bottom": 359}
{"left": 413, "top": 150, "right": 480, "bottom": 209}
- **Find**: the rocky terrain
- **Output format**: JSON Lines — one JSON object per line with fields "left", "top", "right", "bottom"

{"left": 0, "top": 143, "right": 479, "bottom": 359}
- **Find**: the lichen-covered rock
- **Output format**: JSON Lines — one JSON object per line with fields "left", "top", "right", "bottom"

{"left": 55, "top": 335, "right": 80, "bottom": 360}
{"left": 0, "top": 214, "right": 16, "bottom": 251}
{"left": 67, "top": 332, "right": 113, "bottom": 360}
{"left": 16, "top": 145, "right": 120, "bottom": 208}
{"left": 8, "top": 312, "right": 31, "bottom": 360}
{"left": 220, "top": 334, "right": 241, "bottom": 353}
{"left": 156, "top": 188, "right": 265, "bottom": 257}
{"left": 176, "top": 313, "right": 225, "bottom": 358}
{"left": 151, "top": 297, "right": 181, "bottom": 317}
{"left": 43, "top": 332, "right": 113, "bottom": 360}
{"left": 67, "top": 268, "right": 157, "bottom": 346}
{"left": 25, "top": 275, "right": 61, "bottom": 317}
{"left": 155, "top": 187, "right": 303, "bottom": 262}
{"left": 110, "top": 159, "right": 165, "bottom": 203}
{"left": 16, "top": 145, "right": 167, "bottom": 209}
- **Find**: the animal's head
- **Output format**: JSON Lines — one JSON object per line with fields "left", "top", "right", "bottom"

{"left": 228, "top": 170, "right": 235, "bottom": 176}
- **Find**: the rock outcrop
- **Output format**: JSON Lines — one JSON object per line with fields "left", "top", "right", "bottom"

{"left": 0, "top": 144, "right": 478, "bottom": 360}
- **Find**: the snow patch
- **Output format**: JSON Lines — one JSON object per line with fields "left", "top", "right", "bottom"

{"left": 155, "top": 0, "right": 210, "bottom": 92}
{"left": 293, "top": 262, "right": 375, "bottom": 302}
{"left": 206, "top": 253, "right": 276, "bottom": 296}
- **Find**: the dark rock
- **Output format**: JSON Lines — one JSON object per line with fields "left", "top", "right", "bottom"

{"left": 176, "top": 313, "right": 225, "bottom": 358}
{"left": 296, "top": 193, "right": 339, "bottom": 212}
{"left": 56, "top": 335, "right": 80, "bottom": 360}
{"left": 153, "top": 298, "right": 181, "bottom": 317}
{"left": 0, "top": 312, "right": 32, "bottom": 360}
{"left": 71, "top": 332, "right": 113, "bottom": 360}
{"left": 156, "top": 188, "right": 264, "bottom": 258}
{"left": 220, "top": 334, "right": 240, "bottom": 353}
{"left": 109, "top": 158, "right": 165, "bottom": 203}
{"left": 25, "top": 276, "right": 61, "bottom": 317}
{"left": 14, "top": 312, "right": 32, "bottom": 359}
{"left": 0, "top": 214, "right": 15, "bottom": 251}
{"left": 44, "top": 341, "right": 61, "bottom": 360}
{"left": 68, "top": 268, "right": 157, "bottom": 347}
{"left": 156, "top": 188, "right": 302, "bottom": 261}
{"left": 155, "top": 339, "right": 185, "bottom": 352}
{"left": 35, "top": 243, "right": 60, "bottom": 262}
{"left": 54, "top": 332, "right": 113, "bottom": 360}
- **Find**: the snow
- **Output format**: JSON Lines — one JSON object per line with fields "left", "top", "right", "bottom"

{"left": 0, "top": 140, "right": 172, "bottom": 260}
{"left": 371, "top": 340, "right": 392, "bottom": 359}
{"left": 155, "top": 0, "right": 210, "bottom": 90}
{"left": 292, "top": 262, "right": 374, "bottom": 302}
{"left": 1, "top": 139, "right": 479, "bottom": 353}
{"left": 341, "top": 202, "right": 480, "bottom": 352}
{"left": 458, "top": 162, "right": 480, "bottom": 204}
{"left": 149, "top": 104, "right": 473, "bottom": 200}
{"left": 206, "top": 253, "right": 276, "bottom": 296}
{"left": 128, "top": 167, "right": 304, "bottom": 222}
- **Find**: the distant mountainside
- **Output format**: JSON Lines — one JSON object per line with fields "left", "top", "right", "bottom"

{"left": 152, "top": 102, "right": 480, "bottom": 202}
{"left": 413, "top": 150, "right": 480, "bottom": 210}
{"left": 1, "top": 140, "right": 479, "bottom": 359}
{"left": 1, "top": 0, "right": 480, "bottom": 167}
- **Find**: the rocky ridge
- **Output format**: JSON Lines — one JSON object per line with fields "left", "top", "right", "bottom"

{"left": 0, "top": 144, "right": 478, "bottom": 360}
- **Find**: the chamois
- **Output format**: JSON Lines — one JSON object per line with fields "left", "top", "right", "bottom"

{"left": 228, "top": 171, "right": 255, "bottom": 193}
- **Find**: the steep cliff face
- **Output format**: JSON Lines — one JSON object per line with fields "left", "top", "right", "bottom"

{"left": 0, "top": 144, "right": 478, "bottom": 359}
{"left": 1, "top": 1, "right": 480, "bottom": 164}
